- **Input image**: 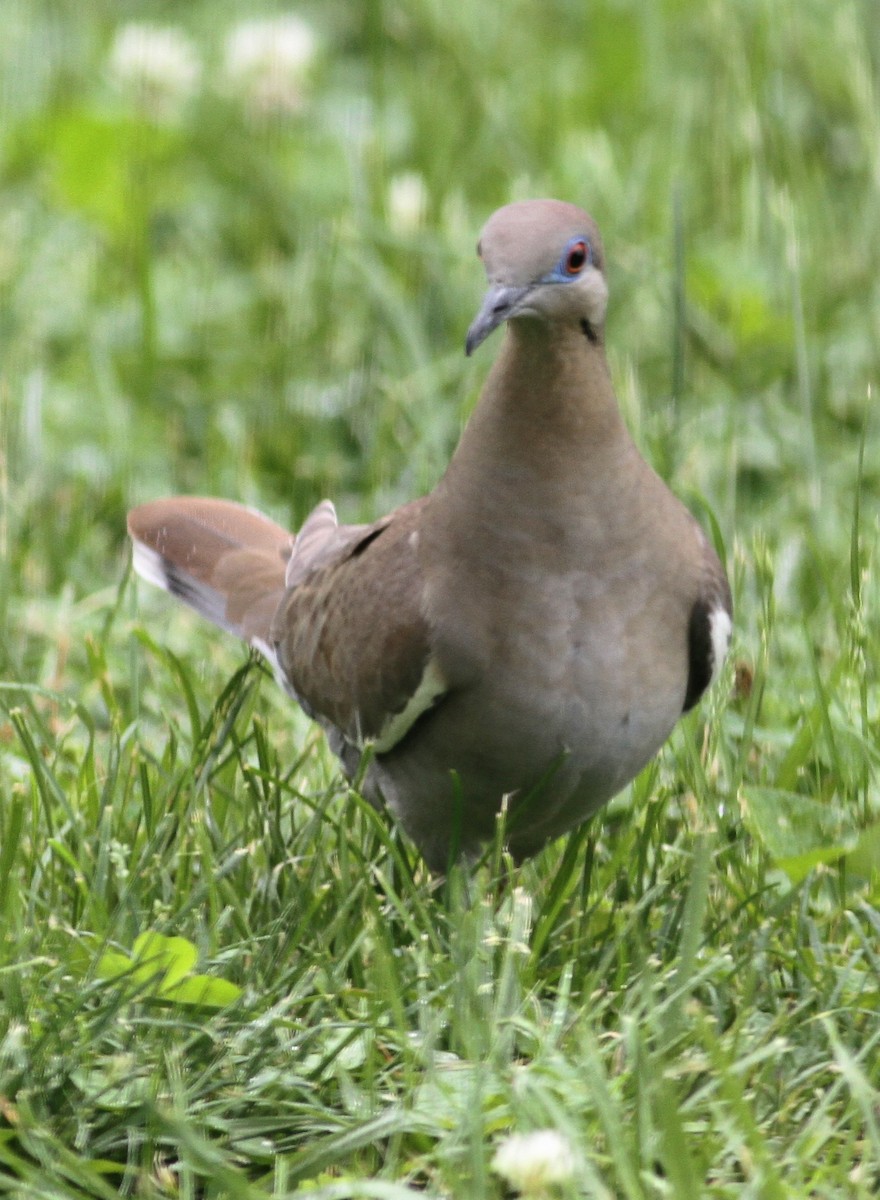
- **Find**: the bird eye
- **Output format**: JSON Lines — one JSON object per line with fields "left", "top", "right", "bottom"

{"left": 565, "top": 240, "right": 589, "bottom": 274}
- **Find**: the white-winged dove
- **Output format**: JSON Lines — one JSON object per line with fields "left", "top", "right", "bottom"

{"left": 129, "top": 199, "right": 732, "bottom": 870}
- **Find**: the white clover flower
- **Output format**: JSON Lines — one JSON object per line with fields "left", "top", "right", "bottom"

{"left": 223, "top": 15, "right": 317, "bottom": 118}
{"left": 388, "top": 173, "right": 428, "bottom": 232}
{"left": 491, "top": 1130, "right": 576, "bottom": 1194}
{"left": 108, "top": 24, "right": 201, "bottom": 121}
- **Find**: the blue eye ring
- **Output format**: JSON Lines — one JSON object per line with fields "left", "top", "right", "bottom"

{"left": 562, "top": 236, "right": 590, "bottom": 275}
{"left": 541, "top": 235, "right": 593, "bottom": 283}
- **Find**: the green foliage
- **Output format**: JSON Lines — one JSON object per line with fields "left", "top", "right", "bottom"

{"left": 1, "top": 0, "right": 879, "bottom": 1194}
{"left": 95, "top": 931, "right": 243, "bottom": 1008}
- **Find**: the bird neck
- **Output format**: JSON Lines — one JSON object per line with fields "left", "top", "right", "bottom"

{"left": 444, "top": 320, "right": 628, "bottom": 493}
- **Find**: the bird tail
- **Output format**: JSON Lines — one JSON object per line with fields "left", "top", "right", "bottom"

{"left": 127, "top": 497, "right": 293, "bottom": 650}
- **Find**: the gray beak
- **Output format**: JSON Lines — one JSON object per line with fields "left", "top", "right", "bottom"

{"left": 465, "top": 284, "right": 532, "bottom": 356}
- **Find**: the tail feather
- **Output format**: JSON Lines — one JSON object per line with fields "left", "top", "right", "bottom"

{"left": 128, "top": 497, "right": 293, "bottom": 645}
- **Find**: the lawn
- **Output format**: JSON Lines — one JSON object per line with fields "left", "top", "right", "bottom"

{"left": 1, "top": 0, "right": 879, "bottom": 1195}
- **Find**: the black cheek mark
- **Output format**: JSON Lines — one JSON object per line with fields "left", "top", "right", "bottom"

{"left": 580, "top": 318, "right": 598, "bottom": 344}
{"left": 683, "top": 598, "right": 714, "bottom": 712}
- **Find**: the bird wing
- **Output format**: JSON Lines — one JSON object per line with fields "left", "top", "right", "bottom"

{"left": 271, "top": 496, "right": 447, "bottom": 755}
{"left": 683, "top": 536, "right": 733, "bottom": 711}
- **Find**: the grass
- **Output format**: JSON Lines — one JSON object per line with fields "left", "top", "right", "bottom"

{"left": 1, "top": 0, "right": 879, "bottom": 1194}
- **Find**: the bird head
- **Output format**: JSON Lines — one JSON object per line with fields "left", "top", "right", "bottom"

{"left": 465, "top": 199, "right": 608, "bottom": 356}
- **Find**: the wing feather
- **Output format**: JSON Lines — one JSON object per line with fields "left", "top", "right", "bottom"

{"left": 272, "top": 497, "right": 445, "bottom": 752}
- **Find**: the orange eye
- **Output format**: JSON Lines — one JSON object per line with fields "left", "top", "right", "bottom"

{"left": 565, "top": 241, "right": 588, "bottom": 274}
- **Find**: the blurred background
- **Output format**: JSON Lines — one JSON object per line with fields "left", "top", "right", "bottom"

{"left": 4, "top": 0, "right": 877, "bottom": 598}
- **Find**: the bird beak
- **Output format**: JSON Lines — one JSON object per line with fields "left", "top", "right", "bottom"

{"left": 465, "top": 284, "right": 532, "bottom": 356}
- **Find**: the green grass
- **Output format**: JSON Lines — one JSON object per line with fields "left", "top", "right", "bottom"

{"left": 1, "top": 0, "right": 879, "bottom": 1195}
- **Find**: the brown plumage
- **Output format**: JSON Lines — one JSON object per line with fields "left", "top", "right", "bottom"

{"left": 128, "top": 199, "right": 732, "bottom": 870}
